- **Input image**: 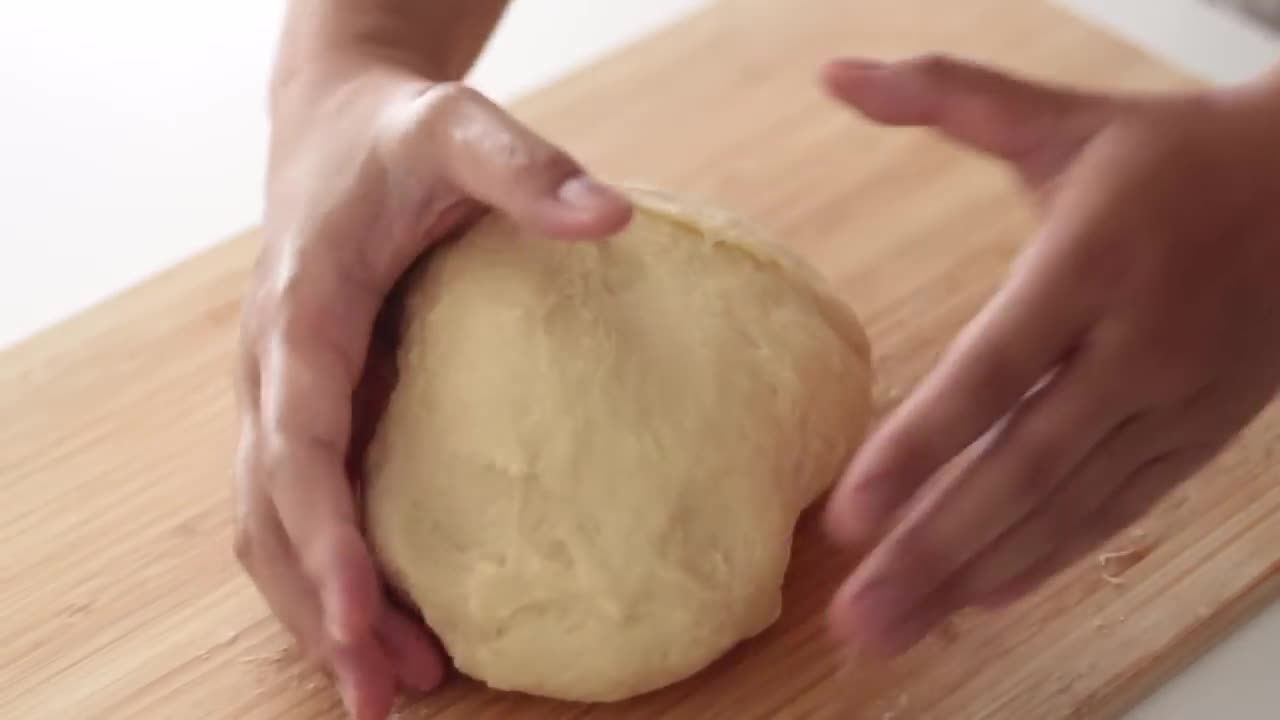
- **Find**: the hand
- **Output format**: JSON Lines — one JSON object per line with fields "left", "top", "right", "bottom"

{"left": 821, "top": 56, "right": 1280, "bottom": 654}
{"left": 232, "top": 72, "right": 631, "bottom": 720}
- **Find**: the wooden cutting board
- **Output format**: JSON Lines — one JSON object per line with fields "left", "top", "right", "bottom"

{"left": 5, "top": 0, "right": 1280, "bottom": 718}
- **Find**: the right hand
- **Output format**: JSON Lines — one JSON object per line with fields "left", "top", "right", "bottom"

{"left": 233, "top": 72, "right": 631, "bottom": 720}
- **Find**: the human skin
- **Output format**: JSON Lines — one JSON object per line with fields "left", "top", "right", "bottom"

{"left": 232, "top": 2, "right": 1280, "bottom": 717}
{"left": 822, "top": 56, "right": 1280, "bottom": 655}
{"left": 233, "top": 2, "right": 630, "bottom": 718}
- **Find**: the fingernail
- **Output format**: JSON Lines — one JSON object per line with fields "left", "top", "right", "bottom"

{"left": 557, "top": 175, "right": 616, "bottom": 210}
{"left": 824, "top": 479, "right": 881, "bottom": 547}
{"left": 823, "top": 502, "right": 863, "bottom": 547}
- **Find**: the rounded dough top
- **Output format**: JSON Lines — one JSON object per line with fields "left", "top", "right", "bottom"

{"left": 365, "top": 187, "right": 873, "bottom": 702}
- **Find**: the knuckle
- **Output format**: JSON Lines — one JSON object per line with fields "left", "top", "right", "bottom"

{"left": 485, "top": 133, "right": 538, "bottom": 176}
{"left": 375, "top": 80, "right": 487, "bottom": 178}
{"left": 889, "top": 531, "right": 951, "bottom": 584}
{"left": 234, "top": 429, "right": 260, "bottom": 493}
{"left": 527, "top": 145, "right": 580, "bottom": 184}
{"left": 1005, "top": 429, "right": 1062, "bottom": 500}
{"left": 408, "top": 80, "right": 483, "bottom": 140}
{"left": 417, "top": 80, "right": 479, "bottom": 117}
{"left": 1072, "top": 244, "right": 1137, "bottom": 305}
{"left": 257, "top": 428, "right": 342, "bottom": 498}
{"left": 266, "top": 252, "right": 309, "bottom": 322}
{"left": 252, "top": 246, "right": 373, "bottom": 369}
{"left": 231, "top": 437, "right": 262, "bottom": 569}
{"left": 232, "top": 523, "right": 255, "bottom": 568}
{"left": 239, "top": 268, "right": 284, "bottom": 382}
{"left": 247, "top": 260, "right": 306, "bottom": 355}
{"left": 235, "top": 351, "right": 262, "bottom": 411}
{"left": 1132, "top": 344, "right": 1203, "bottom": 397}
{"left": 257, "top": 432, "right": 292, "bottom": 492}
{"left": 963, "top": 351, "right": 1024, "bottom": 409}
{"left": 410, "top": 80, "right": 578, "bottom": 185}
{"left": 1023, "top": 513, "right": 1081, "bottom": 571}
{"left": 872, "top": 421, "right": 939, "bottom": 480}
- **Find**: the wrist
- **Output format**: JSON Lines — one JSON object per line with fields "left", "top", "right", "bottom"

{"left": 264, "top": 58, "right": 426, "bottom": 229}
{"left": 270, "top": 52, "right": 424, "bottom": 127}
{"left": 270, "top": 0, "right": 508, "bottom": 117}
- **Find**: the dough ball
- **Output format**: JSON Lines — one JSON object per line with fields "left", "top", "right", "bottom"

{"left": 364, "top": 186, "right": 873, "bottom": 702}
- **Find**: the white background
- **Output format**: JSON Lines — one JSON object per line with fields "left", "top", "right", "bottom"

{"left": 2, "top": 0, "right": 1280, "bottom": 717}
{"left": 0, "top": 0, "right": 709, "bottom": 349}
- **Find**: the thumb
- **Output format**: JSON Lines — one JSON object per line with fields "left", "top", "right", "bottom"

{"left": 821, "top": 55, "right": 1115, "bottom": 186}
{"left": 383, "top": 81, "right": 633, "bottom": 240}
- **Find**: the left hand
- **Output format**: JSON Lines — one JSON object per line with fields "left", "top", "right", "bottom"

{"left": 821, "top": 55, "right": 1280, "bottom": 655}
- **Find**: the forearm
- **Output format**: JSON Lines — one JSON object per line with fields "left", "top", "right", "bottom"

{"left": 271, "top": 0, "right": 510, "bottom": 112}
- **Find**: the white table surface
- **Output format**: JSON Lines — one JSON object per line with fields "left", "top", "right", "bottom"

{"left": 3, "top": 1, "right": 1279, "bottom": 717}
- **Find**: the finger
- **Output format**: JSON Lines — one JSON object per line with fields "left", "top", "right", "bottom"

{"left": 821, "top": 54, "right": 1114, "bottom": 185}
{"left": 956, "top": 407, "right": 1171, "bottom": 601}
{"left": 262, "top": 431, "right": 382, "bottom": 648}
{"left": 830, "top": 443, "right": 1207, "bottom": 654}
{"left": 331, "top": 638, "right": 398, "bottom": 720}
{"left": 828, "top": 581, "right": 955, "bottom": 657}
{"left": 258, "top": 261, "right": 386, "bottom": 648}
{"left": 979, "top": 442, "right": 1219, "bottom": 608}
{"left": 826, "top": 251, "right": 1093, "bottom": 546}
{"left": 378, "top": 606, "right": 446, "bottom": 693}
{"left": 234, "top": 485, "right": 329, "bottom": 660}
{"left": 383, "top": 82, "right": 633, "bottom": 240}
{"left": 831, "top": 345, "right": 1141, "bottom": 646}
{"left": 241, "top": 441, "right": 399, "bottom": 719}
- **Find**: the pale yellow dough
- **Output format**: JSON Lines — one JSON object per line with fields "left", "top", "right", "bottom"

{"left": 365, "top": 186, "right": 873, "bottom": 702}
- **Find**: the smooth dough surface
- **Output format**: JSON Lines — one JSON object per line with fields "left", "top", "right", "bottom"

{"left": 365, "top": 187, "right": 873, "bottom": 702}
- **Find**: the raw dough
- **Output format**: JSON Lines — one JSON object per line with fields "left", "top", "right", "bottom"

{"left": 364, "top": 186, "right": 873, "bottom": 702}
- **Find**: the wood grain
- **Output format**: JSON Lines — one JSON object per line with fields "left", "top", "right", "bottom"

{"left": 4, "top": 0, "right": 1279, "bottom": 718}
